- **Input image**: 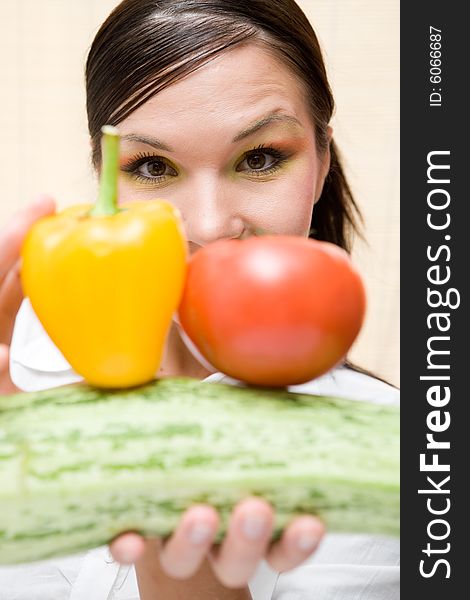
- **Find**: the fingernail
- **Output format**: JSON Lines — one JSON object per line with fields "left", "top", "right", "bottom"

{"left": 116, "top": 550, "right": 135, "bottom": 564}
{"left": 297, "top": 533, "right": 319, "bottom": 552}
{"left": 188, "top": 522, "right": 213, "bottom": 545}
{"left": 241, "top": 515, "right": 268, "bottom": 540}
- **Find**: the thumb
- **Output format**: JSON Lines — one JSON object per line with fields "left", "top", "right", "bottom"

{"left": 0, "top": 195, "right": 56, "bottom": 282}
{"left": 0, "top": 343, "right": 19, "bottom": 395}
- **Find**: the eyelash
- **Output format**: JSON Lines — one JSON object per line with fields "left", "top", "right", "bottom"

{"left": 120, "top": 144, "right": 289, "bottom": 184}
{"left": 238, "top": 144, "right": 288, "bottom": 177}
{"left": 120, "top": 152, "right": 175, "bottom": 184}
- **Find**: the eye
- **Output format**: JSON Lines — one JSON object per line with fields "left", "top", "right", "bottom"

{"left": 121, "top": 153, "right": 177, "bottom": 182}
{"left": 236, "top": 146, "right": 287, "bottom": 174}
{"left": 141, "top": 158, "right": 169, "bottom": 177}
{"left": 135, "top": 158, "right": 177, "bottom": 179}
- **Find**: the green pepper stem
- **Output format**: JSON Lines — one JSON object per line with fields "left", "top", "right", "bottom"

{"left": 89, "top": 125, "right": 120, "bottom": 217}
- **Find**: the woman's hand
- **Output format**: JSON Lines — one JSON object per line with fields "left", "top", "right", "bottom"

{"left": 0, "top": 197, "right": 55, "bottom": 394}
{"left": 110, "top": 497, "right": 324, "bottom": 597}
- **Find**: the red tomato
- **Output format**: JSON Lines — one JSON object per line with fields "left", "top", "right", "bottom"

{"left": 178, "top": 236, "right": 366, "bottom": 387}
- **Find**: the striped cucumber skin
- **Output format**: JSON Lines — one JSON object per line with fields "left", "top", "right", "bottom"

{"left": 0, "top": 377, "right": 399, "bottom": 565}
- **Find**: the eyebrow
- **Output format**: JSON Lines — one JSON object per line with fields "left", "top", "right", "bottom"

{"left": 120, "top": 133, "right": 174, "bottom": 152}
{"left": 120, "top": 112, "right": 303, "bottom": 152}
{"left": 232, "top": 113, "right": 304, "bottom": 142}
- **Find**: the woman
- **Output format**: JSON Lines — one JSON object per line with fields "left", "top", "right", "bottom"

{"left": 0, "top": 1, "right": 399, "bottom": 598}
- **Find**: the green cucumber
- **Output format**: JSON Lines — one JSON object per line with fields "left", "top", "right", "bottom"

{"left": 0, "top": 377, "right": 399, "bottom": 565}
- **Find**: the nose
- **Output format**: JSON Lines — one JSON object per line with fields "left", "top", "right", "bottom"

{"left": 181, "top": 172, "right": 245, "bottom": 248}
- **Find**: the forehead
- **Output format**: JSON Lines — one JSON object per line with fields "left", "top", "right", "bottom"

{"left": 119, "top": 43, "right": 313, "bottom": 136}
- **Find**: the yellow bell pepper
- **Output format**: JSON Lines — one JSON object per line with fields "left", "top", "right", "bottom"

{"left": 21, "top": 126, "right": 187, "bottom": 388}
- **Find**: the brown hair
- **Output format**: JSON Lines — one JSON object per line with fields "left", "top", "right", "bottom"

{"left": 85, "top": 0, "right": 363, "bottom": 253}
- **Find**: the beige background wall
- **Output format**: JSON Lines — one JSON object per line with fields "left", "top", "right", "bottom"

{"left": 0, "top": 0, "right": 399, "bottom": 386}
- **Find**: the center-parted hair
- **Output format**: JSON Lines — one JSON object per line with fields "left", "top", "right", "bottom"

{"left": 86, "top": 0, "right": 362, "bottom": 251}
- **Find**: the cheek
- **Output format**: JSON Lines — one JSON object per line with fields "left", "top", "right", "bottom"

{"left": 117, "top": 180, "right": 159, "bottom": 203}
{"left": 248, "top": 162, "right": 318, "bottom": 237}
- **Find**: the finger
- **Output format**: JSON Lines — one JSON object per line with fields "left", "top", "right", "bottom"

{"left": 109, "top": 531, "right": 147, "bottom": 565}
{"left": 0, "top": 259, "right": 23, "bottom": 345}
{"left": 211, "top": 498, "right": 274, "bottom": 588}
{"left": 159, "top": 505, "right": 219, "bottom": 579}
{"left": 0, "top": 196, "right": 56, "bottom": 283}
{"left": 0, "top": 343, "right": 19, "bottom": 395}
{"left": 266, "top": 515, "right": 325, "bottom": 573}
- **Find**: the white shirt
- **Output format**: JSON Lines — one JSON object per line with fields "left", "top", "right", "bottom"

{"left": 1, "top": 299, "right": 400, "bottom": 600}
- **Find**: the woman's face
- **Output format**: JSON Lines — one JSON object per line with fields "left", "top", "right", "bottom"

{"left": 117, "top": 44, "right": 330, "bottom": 255}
